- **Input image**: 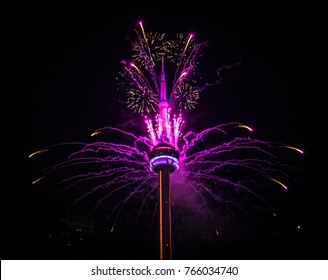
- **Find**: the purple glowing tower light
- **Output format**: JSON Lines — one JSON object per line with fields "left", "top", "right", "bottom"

{"left": 147, "top": 55, "right": 180, "bottom": 260}
{"left": 144, "top": 56, "right": 184, "bottom": 150}
{"left": 126, "top": 22, "right": 206, "bottom": 258}
{"left": 29, "top": 20, "right": 305, "bottom": 259}
{"left": 117, "top": 20, "right": 303, "bottom": 259}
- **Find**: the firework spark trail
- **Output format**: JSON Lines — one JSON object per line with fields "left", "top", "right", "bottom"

{"left": 119, "top": 23, "right": 227, "bottom": 114}
{"left": 134, "top": 24, "right": 159, "bottom": 89}
{"left": 169, "top": 38, "right": 208, "bottom": 107}
{"left": 30, "top": 124, "right": 303, "bottom": 235}
{"left": 181, "top": 123, "right": 302, "bottom": 201}
{"left": 30, "top": 129, "right": 159, "bottom": 230}
{"left": 101, "top": 174, "right": 155, "bottom": 230}
{"left": 122, "top": 61, "right": 158, "bottom": 114}
{"left": 30, "top": 20, "right": 304, "bottom": 241}
{"left": 170, "top": 34, "right": 195, "bottom": 91}
{"left": 188, "top": 173, "right": 270, "bottom": 215}
{"left": 133, "top": 21, "right": 166, "bottom": 92}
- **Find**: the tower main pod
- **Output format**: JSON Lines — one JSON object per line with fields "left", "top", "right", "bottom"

{"left": 148, "top": 57, "right": 179, "bottom": 260}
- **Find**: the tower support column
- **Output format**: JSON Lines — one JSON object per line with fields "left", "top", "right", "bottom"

{"left": 158, "top": 167, "right": 172, "bottom": 260}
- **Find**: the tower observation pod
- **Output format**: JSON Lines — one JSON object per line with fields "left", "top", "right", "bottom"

{"left": 148, "top": 56, "right": 180, "bottom": 260}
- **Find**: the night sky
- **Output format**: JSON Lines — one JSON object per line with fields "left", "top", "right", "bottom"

{"left": 7, "top": 6, "right": 320, "bottom": 260}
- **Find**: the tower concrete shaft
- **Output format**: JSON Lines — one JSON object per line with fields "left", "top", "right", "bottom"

{"left": 158, "top": 167, "right": 172, "bottom": 260}
{"left": 147, "top": 57, "right": 178, "bottom": 260}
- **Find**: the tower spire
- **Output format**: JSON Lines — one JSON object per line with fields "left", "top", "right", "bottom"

{"left": 148, "top": 55, "right": 180, "bottom": 260}
{"left": 160, "top": 55, "right": 166, "bottom": 101}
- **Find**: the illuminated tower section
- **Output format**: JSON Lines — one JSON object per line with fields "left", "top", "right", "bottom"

{"left": 158, "top": 56, "right": 170, "bottom": 143}
{"left": 148, "top": 57, "right": 180, "bottom": 260}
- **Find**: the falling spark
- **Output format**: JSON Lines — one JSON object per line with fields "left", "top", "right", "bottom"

{"left": 139, "top": 20, "right": 147, "bottom": 43}
{"left": 268, "top": 177, "right": 288, "bottom": 190}
{"left": 283, "top": 145, "right": 304, "bottom": 154}
{"left": 236, "top": 124, "right": 253, "bottom": 132}
{"left": 182, "top": 33, "right": 193, "bottom": 55}
{"left": 91, "top": 131, "right": 101, "bottom": 137}
{"left": 29, "top": 149, "right": 48, "bottom": 158}
{"left": 32, "top": 176, "right": 45, "bottom": 185}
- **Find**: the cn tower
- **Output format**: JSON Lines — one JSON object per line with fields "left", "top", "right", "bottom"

{"left": 148, "top": 56, "right": 179, "bottom": 260}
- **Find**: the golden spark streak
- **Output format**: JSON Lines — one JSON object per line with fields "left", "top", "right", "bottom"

{"left": 29, "top": 149, "right": 48, "bottom": 158}
{"left": 268, "top": 177, "right": 288, "bottom": 190}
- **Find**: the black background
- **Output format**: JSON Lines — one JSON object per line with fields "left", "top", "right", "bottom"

{"left": 5, "top": 5, "right": 321, "bottom": 260}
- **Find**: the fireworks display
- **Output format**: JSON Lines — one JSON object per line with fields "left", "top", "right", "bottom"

{"left": 116, "top": 21, "right": 220, "bottom": 114}
{"left": 27, "top": 19, "right": 306, "bottom": 259}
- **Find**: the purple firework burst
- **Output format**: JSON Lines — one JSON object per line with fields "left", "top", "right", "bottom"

{"left": 29, "top": 20, "right": 304, "bottom": 252}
